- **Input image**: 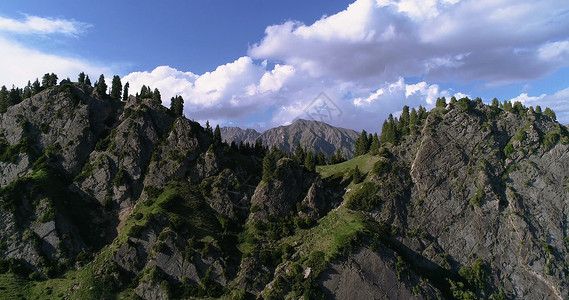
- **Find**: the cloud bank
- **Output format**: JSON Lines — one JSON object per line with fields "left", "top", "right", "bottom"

{"left": 0, "top": 15, "right": 108, "bottom": 87}
{"left": 123, "top": 0, "right": 569, "bottom": 131}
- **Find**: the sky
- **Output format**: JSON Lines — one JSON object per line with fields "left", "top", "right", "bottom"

{"left": 1, "top": 0, "right": 568, "bottom": 133}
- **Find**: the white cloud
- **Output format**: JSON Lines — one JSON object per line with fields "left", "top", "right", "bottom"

{"left": 0, "top": 14, "right": 110, "bottom": 87}
{"left": 510, "top": 87, "right": 569, "bottom": 124}
{"left": 0, "top": 14, "right": 89, "bottom": 36}
{"left": 0, "top": 36, "right": 110, "bottom": 87}
{"left": 249, "top": 0, "right": 569, "bottom": 85}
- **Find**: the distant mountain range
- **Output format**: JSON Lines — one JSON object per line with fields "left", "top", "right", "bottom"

{"left": 221, "top": 119, "right": 360, "bottom": 157}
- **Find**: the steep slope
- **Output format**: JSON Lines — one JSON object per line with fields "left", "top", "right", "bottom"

{"left": 333, "top": 99, "right": 569, "bottom": 299}
{"left": 1, "top": 81, "right": 568, "bottom": 300}
{"left": 222, "top": 119, "right": 359, "bottom": 158}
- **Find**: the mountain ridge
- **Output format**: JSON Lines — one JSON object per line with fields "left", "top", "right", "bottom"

{"left": 0, "top": 82, "right": 568, "bottom": 299}
{"left": 221, "top": 118, "right": 360, "bottom": 158}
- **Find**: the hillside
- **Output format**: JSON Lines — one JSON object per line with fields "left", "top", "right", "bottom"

{"left": 0, "top": 83, "right": 568, "bottom": 299}
{"left": 221, "top": 119, "right": 360, "bottom": 158}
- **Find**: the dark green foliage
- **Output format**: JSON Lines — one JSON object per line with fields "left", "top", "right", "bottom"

{"left": 213, "top": 124, "right": 222, "bottom": 145}
{"left": 346, "top": 182, "right": 380, "bottom": 211}
{"left": 170, "top": 95, "right": 184, "bottom": 117}
{"left": 328, "top": 148, "right": 346, "bottom": 164}
{"left": 399, "top": 105, "right": 410, "bottom": 135}
{"left": 372, "top": 159, "right": 390, "bottom": 176}
{"left": 352, "top": 165, "right": 363, "bottom": 184}
{"left": 304, "top": 151, "right": 316, "bottom": 172}
{"left": 41, "top": 73, "right": 58, "bottom": 88}
{"left": 0, "top": 136, "right": 34, "bottom": 163}
{"left": 96, "top": 74, "right": 107, "bottom": 96}
{"left": 544, "top": 107, "right": 556, "bottom": 121}
{"left": 85, "top": 75, "right": 91, "bottom": 86}
{"left": 503, "top": 143, "right": 514, "bottom": 158}
{"left": 380, "top": 114, "right": 397, "bottom": 145}
{"left": 78, "top": 72, "right": 85, "bottom": 84}
{"left": 457, "top": 97, "right": 470, "bottom": 113}
{"left": 458, "top": 259, "right": 486, "bottom": 290}
{"left": 110, "top": 75, "right": 122, "bottom": 99}
{"left": 0, "top": 86, "right": 9, "bottom": 113}
{"left": 503, "top": 101, "right": 513, "bottom": 112}
{"left": 112, "top": 169, "right": 129, "bottom": 186}
{"left": 369, "top": 133, "right": 380, "bottom": 154}
{"left": 354, "top": 130, "right": 369, "bottom": 156}
{"left": 315, "top": 151, "right": 326, "bottom": 166}
{"left": 470, "top": 186, "right": 485, "bottom": 207}
{"left": 436, "top": 97, "right": 447, "bottom": 108}
{"left": 152, "top": 88, "right": 162, "bottom": 103}
{"left": 122, "top": 82, "right": 129, "bottom": 101}
{"left": 293, "top": 143, "right": 305, "bottom": 164}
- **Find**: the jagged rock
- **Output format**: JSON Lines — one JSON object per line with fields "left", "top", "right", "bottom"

{"left": 320, "top": 246, "right": 439, "bottom": 299}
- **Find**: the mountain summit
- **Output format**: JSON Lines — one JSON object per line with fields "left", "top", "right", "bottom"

{"left": 221, "top": 119, "right": 359, "bottom": 158}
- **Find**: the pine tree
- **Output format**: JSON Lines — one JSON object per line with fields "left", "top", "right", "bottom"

{"left": 0, "top": 86, "right": 8, "bottom": 113}
{"left": 205, "top": 121, "right": 213, "bottom": 136}
{"left": 170, "top": 95, "right": 184, "bottom": 117}
{"left": 370, "top": 133, "right": 380, "bottom": 154}
{"left": 262, "top": 151, "right": 276, "bottom": 182}
{"left": 110, "top": 75, "right": 122, "bottom": 99}
{"left": 85, "top": 75, "right": 91, "bottom": 86}
{"left": 96, "top": 74, "right": 107, "bottom": 96}
{"left": 152, "top": 88, "right": 161, "bottom": 104}
{"left": 214, "top": 125, "right": 222, "bottom": 145}
{"left": 123, "top": 82, "right": 129, "bottom": 101}
{"left": 355, "top": 130, "right": 369, "bottom": 156}
{"left": 304, "top": 151, "right": 316, "bottom": 172}
{"left": 352, "top": 165, "right": 363, "bottom": 183}
{"left": 399, "top": 105, "right": 410, "bottom": 136}
{"left": 78, "top": 72, "right": 85, "bottom": 84}
{"left": 409, "top": 108, "right": 418, "bottom": 133}
{"left": 380, "top": 114, "right": 397, "bottom": 145}
{"left": 22, "top": 81, "right": 32, "bottom": 99}
{"left": 436, "top": 97, "right": 447, "bottom": 108}
{"left": 316, "top": 151, "right": 326, "bottom": 165}
{"left": 544, "top": 107, "right": 556, "bottom": 121}
{"left": 48, "top": 73, "right": 58, "bottom": 87}
{"left": 293, "top": 143, "right": 305, "bottom": 164}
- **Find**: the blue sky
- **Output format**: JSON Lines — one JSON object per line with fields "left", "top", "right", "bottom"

{"left": 1, "top": 0, "right": 568, "bottom": 132}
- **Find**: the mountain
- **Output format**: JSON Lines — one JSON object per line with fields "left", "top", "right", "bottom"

{"left": 221, "top": 119, "right": 360, "bottom": 158}
{"left": 0, "top": 82, "right": 568, "bottom": 299}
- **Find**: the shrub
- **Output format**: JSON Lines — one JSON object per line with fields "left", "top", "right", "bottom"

{"left": 372, "top": 160, "right": 390, "bottom": 176}
{"left": 347, "top": 182, "right": 380, "bottom": 211}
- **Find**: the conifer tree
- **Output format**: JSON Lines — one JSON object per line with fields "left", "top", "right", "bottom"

{"left": 370, "top": 133, "right": 380, "bottom": 154}
{"left": 110, "top": 75, "right": 122, "bottom": 99}
{"left": 123, "top": 82, "right": 129, "bottom": 101}
{"left": 85, "top": 75, "right": 91, "bottom": 86}
{"left": 78, "top": 72, "right": 85, "bottom": 84}
{"left": 304, "top": 151, "right": 316, "bottom": 172}
{"left": 399, "top": 105, "right": 410, "bottom": 136}
{"left": 214, "top": 124, "right": 222, "bottom": 145}
{"left": 293, "top": 143, "right": 305, "bottom": 164}
{"left": 316, "top": 151, "right": 326, "bottom": 166}
{"left": 32, "top": 78, "right": 41, "bottom": 95}
{"left": 170, "top": 95, "right": 184, "bottom": 117}
{"left": 152, "top": 88, "right": 161, "bottom": 103}
{"left": 355, "top": 130, "right": 369, "bottom": 156}
{"left": 96, "top": 74, "right": 107, "bottom": 95}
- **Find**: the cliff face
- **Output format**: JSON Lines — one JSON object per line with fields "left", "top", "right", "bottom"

{"left": 1, "top": 84, "right": 568, "bottom": 299}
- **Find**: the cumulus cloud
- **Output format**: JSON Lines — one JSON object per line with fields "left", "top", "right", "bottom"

{"left": 0, "top": 36, "right": 110, "bottom": 87}
{"left": 510, "top": 88, "right": 569, "bottom": 124}
{"left": 0, "top": 15, "right": 109, "bottom": 87}
{"left": 0, "top": 14, "right": 89, "bottom": 36}
{"left": 122, "top": 57, "right": 302, "bottom": 125}
{"left": 249, "top": 0, "right": 569, "bottom": 85}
